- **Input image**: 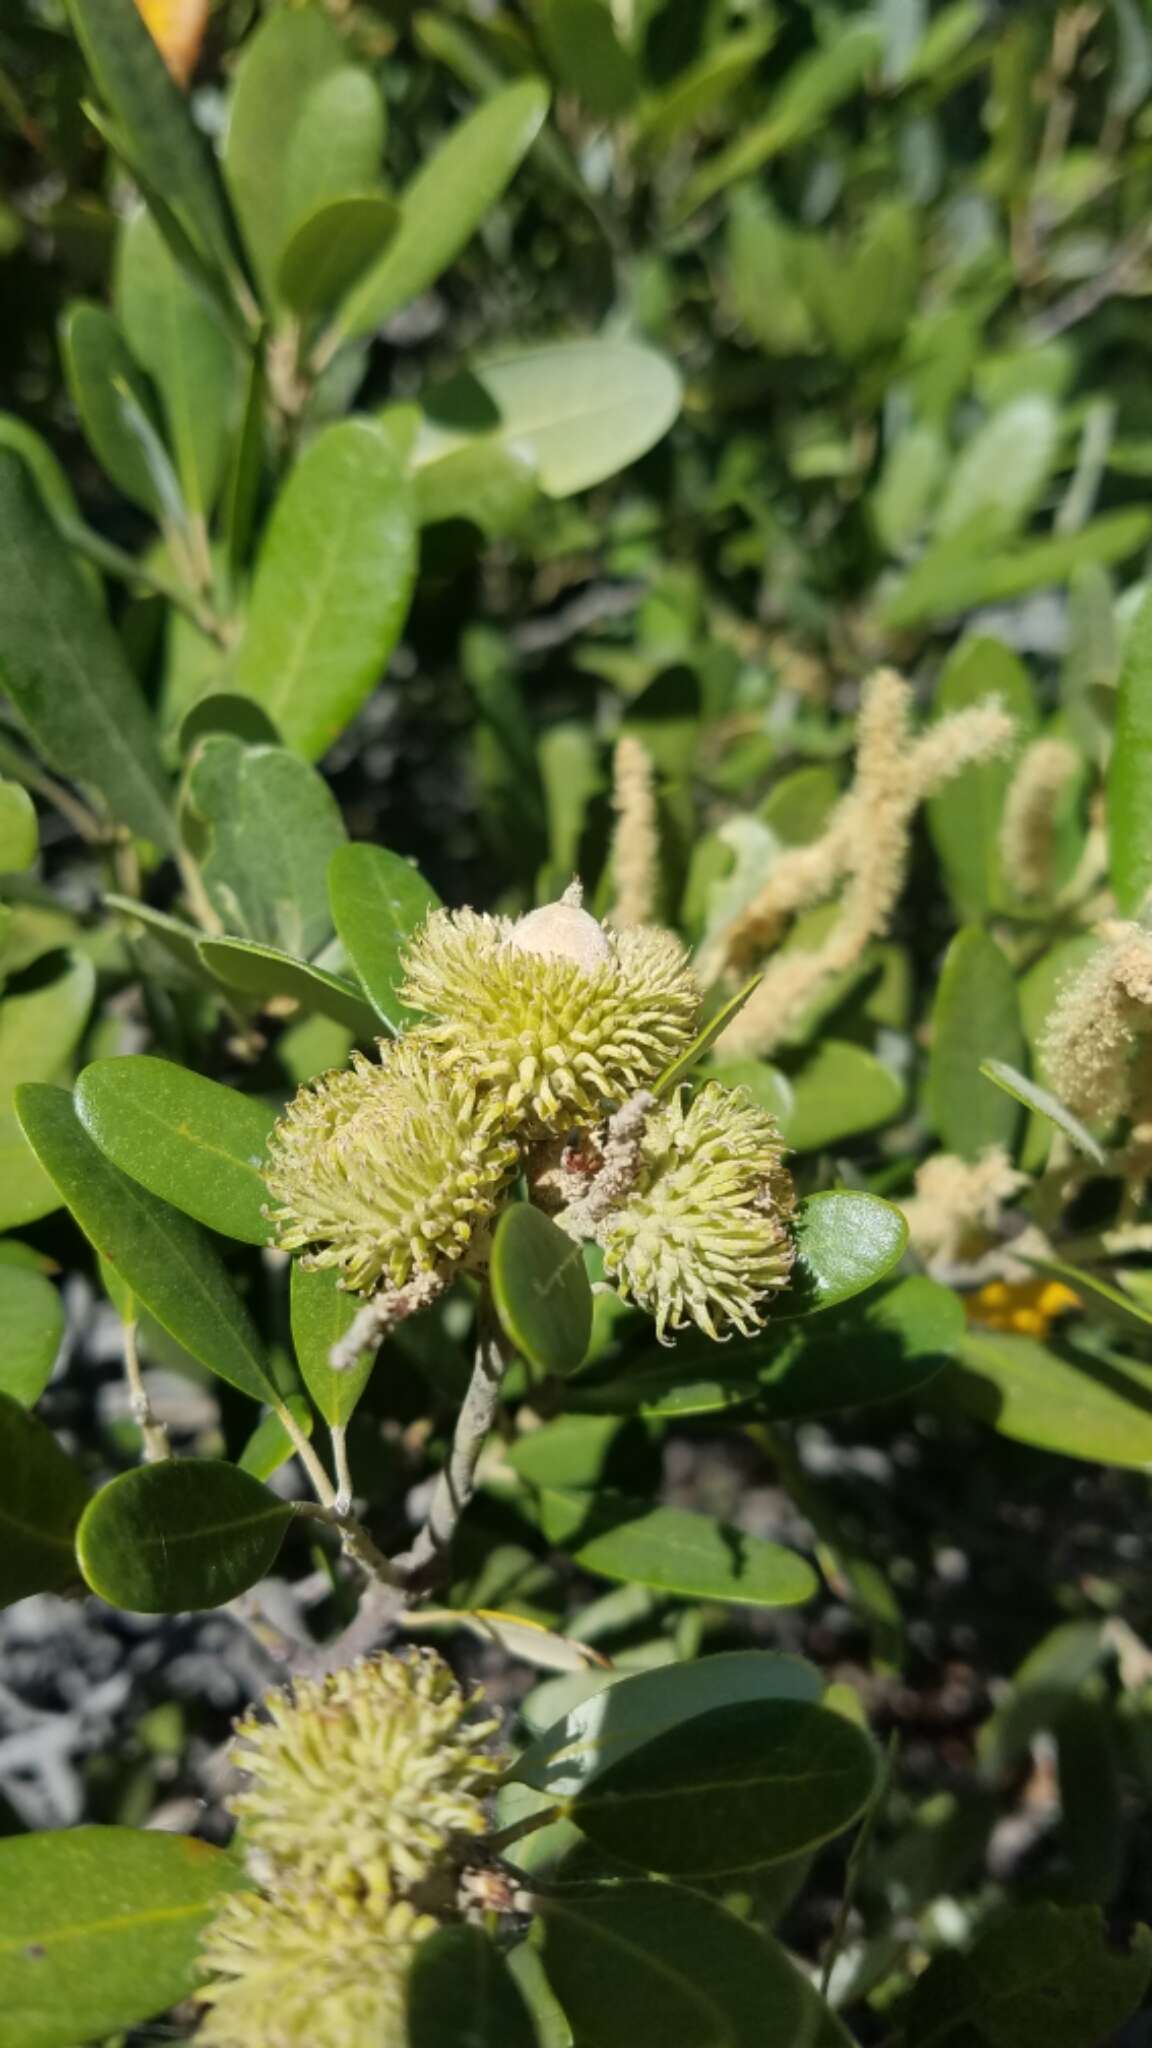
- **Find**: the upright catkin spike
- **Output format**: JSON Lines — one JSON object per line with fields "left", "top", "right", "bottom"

{"left": 1040, "top": 920, "right": 1152, "bottom": 1123}
{"left": 999, "top": 737, "right": 1080, "bottom": 898}
{"left": 716, "top": 669, "right": 1016, "bottom": 1057}
{"left": 606, "top": 733, "right": 660, "bottom": 929}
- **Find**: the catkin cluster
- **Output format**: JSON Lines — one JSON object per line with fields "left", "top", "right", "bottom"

{"left": 197, "top": 1652, "right": 503, "bottom": 2048}
{"left": 264, "top": 887, "right": 796, "bottom": 1345}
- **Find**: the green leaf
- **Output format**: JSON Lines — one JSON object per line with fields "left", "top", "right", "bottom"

{"left": 514, "top": 1649, "right": 823, "bottom": 1798}
{"left": 905, "top": 1903, "right": 1152, "bottom": 2048}
{"left": 1017, "top": 1251, "right": 1152, "bottom": 1336}
{"left": 238, "top": 1393, "right": 314, "bottom": 1483}
{"left": 1109, "top": 585, "right": 1152, "bottom": 916}
{"left": 0, "top": 951, "right": 96, "bottom": 1233}
{"left": 75, "top": 1056, "right": 277, "bottom": 1246}
{"left": 540, "top": 1882, "right": 838, "bottom": 2048}
{"left": 704, "top": 1056, "right": 793, "bottom": 1126}
{"left": 198, "top": 935, "right": 380, "bottom": 1036}
{"left": 0, "top": 1264, "right": 63, "bottom": 1407}
{"left": 0, "top": 780, "right": 37, "bottom": 873}
{"left": 0, "top": 413, "right": 92, "bottom": 553}
{"left": 930, "top": 928, "right": 1024, "bottom": 1159}
{"left": 0, "top": 1393, "right": 88, "bottom": 1608}
{"left": 926, "top": 637, "right": 1036, "bottom": 921}
{"left": 279, "top": 66, "right": 388, "bottom": 259}
{"left": 65, "top": 0, "right": 237, "bottom": 280}
{"left": 77, "top": 1458, "right": 294, "bottom": 1612}
{"left": 491, "top": 1205, "right": 594, "bottom": 1376}
{"left": 115, "top": 207, "right": 239, "bottom": 519}
{"left": 408, "top": 1924, "right": 537, "bottom": 2048}
{"left": 528, "top": 0, "right": 638, "bottom": 116}
{"left": 16, "top": 1084, "right": 277, "bottom": 1405}
{"left": 0, "top": 453, "right": 175, "bottom": 849}
{"left": 637, "top": 26, "right": 776, "bottom": 149}
{"left": 232, "top": 418, "right": 416, "bottom": 761}
{"left": 414, "top": 340, "right": 681, "bottom": 500}
{"left": 679, "top": 25, "right": 881, "bottom": 215}
{"left": 781, "top": 1191, "right": 909, "bottom": 1318}
{"left": 570, "top": 1276, "right": 960, "bottom": 1425}
{"left": 278, "top": 194, "right": 400, "bottom": 316}
{"left": 934, "top": 398, "right": 1060, "bottom": 546}
{"left": 881, "top": 510, "right": 1152, "bottom": 631}
{"left": 655, "top": 975, "right": 762, "bottom": 1097}
{"left": 979, "top": 1058, "right": 1106, "bottom": 1166}
{"left": 290, "top": 1262, "right": 377, "bottom": 1430}
{"left": 530, "top": 1490, "right": 817, "bottom": 1608}
{"left": 222, "top": 346, "right": 266, "bottom": 579}
{"left": 570, "top": 1696, "right": 876, "bottom": 1875}
{"left": 946, "top": 1332, "right": 1152, "bottom": 1468}
{"left": 184, "top": 736, "right": 346, "bottom": 957}
{"left": 327, "top": 841, "right": 441, "bottom": 1031}
{"left": 222, "top": 10, "right": 349, "bottom": 302}
{"left": 0, "top": 1826, "right": 248, "bottom": 2048}
{"left": 336, "top": 81, "right": 549, "bottom": 341}
{"left": 780, "top": 1039, "right": 904, "bottom": 1151}
{"left": 413, "top": 438, "right": 539, "bottom": 537}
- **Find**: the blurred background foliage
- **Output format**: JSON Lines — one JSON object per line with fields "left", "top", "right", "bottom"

{"left": 6, "top": 1, "right": 1152, "bottom": 2041}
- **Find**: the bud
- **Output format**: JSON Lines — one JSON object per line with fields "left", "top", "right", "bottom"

{"left": 399, "top": 903, "right": 701, "bottom": 1130}
{"left": 263, "top": 1035, "right": 519, "bottom": 1295}
{"left": 596, "top": 1082, "right": 795, "bottom": 1342}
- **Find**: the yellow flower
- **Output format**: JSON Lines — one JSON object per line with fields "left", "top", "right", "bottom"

{"left": 964, "top": 1276, "right": 1081, "bottom": 1338}
{"left": 398, "top": 900, "right": 701, "bottom": 1131}
{"left": 596, "top": 1081, "right": 795, "bottom": 1343}
{"left": 263, "top": 1035, "right": 518, "bottom": 1295}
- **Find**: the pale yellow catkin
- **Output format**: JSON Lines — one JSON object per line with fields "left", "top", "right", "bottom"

{"left": 902, "top": 1148, "right": 1029, "bottom": 1266}
{"left": 998, "top": 737, "right": 1080, "bottom": 898}
{"left": 718, "top": 669, "right": 1016, "bottom": 1058}
{"left": 606, "top": 734, "right": 660, "bottom": 929}
{"left": 1040, "top": 920, "right": 1152, "bottom": 1123}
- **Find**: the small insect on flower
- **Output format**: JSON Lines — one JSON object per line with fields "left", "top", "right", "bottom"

{"left": 398, "top": 893, "right": 702, "bottom": 1132}
{"left": 595, "top": 1081, "right": 796, "bottom": 1343}
{"left": 263, "top": 1033, "right": 519, "bottom": 1296}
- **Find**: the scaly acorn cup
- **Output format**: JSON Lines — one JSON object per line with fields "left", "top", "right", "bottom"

{"left": 197, "top": 1652, "right": 505, "bottom": 2048}
{"left": 263, "top": 1033, "right": 519, "bottom": 1295}
{"left": 593, "top": 1081, "right": 796, "bottom": 1343}
{"left": 398, "top": 892, "right": 702, "bottom": 1131}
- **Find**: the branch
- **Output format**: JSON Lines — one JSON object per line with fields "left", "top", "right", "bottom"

{"left": 391, "top": 1299, "right": 510, "bottom": 1592}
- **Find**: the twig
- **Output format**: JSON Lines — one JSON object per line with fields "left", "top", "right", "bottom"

{"left": 56, "top": 516, "right": 232, "bottom": 647}
{"left": 122, "top": 1318, "right": 170, "bottom": 1463}
{"left": 1024, "top": 225, "right": 1152, "bottom": 343}
{"left": 0, "top": 732, "right": 105, "bottom": 845}
{"left": 331, "top": 1423, "right": 354, "bottom": 1517}
{"left": 820, "top": 1732, "right": 898, "bottom": 2000}
{"left": 391, "top": 1297, "right": 510, "bottom": 1590}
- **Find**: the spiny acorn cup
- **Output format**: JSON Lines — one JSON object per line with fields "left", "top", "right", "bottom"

{"left": 398, "top": 897, "right": 703, "bottom": 1130}
{"left": 197, "top": 1652, "right": 505, "bottom": 2048}
{"left": 263, "top": 1034, "right": 519, "bottom": 1295}
{"left": 594, "top": 1081, "right": 797, "bottom": 1342}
